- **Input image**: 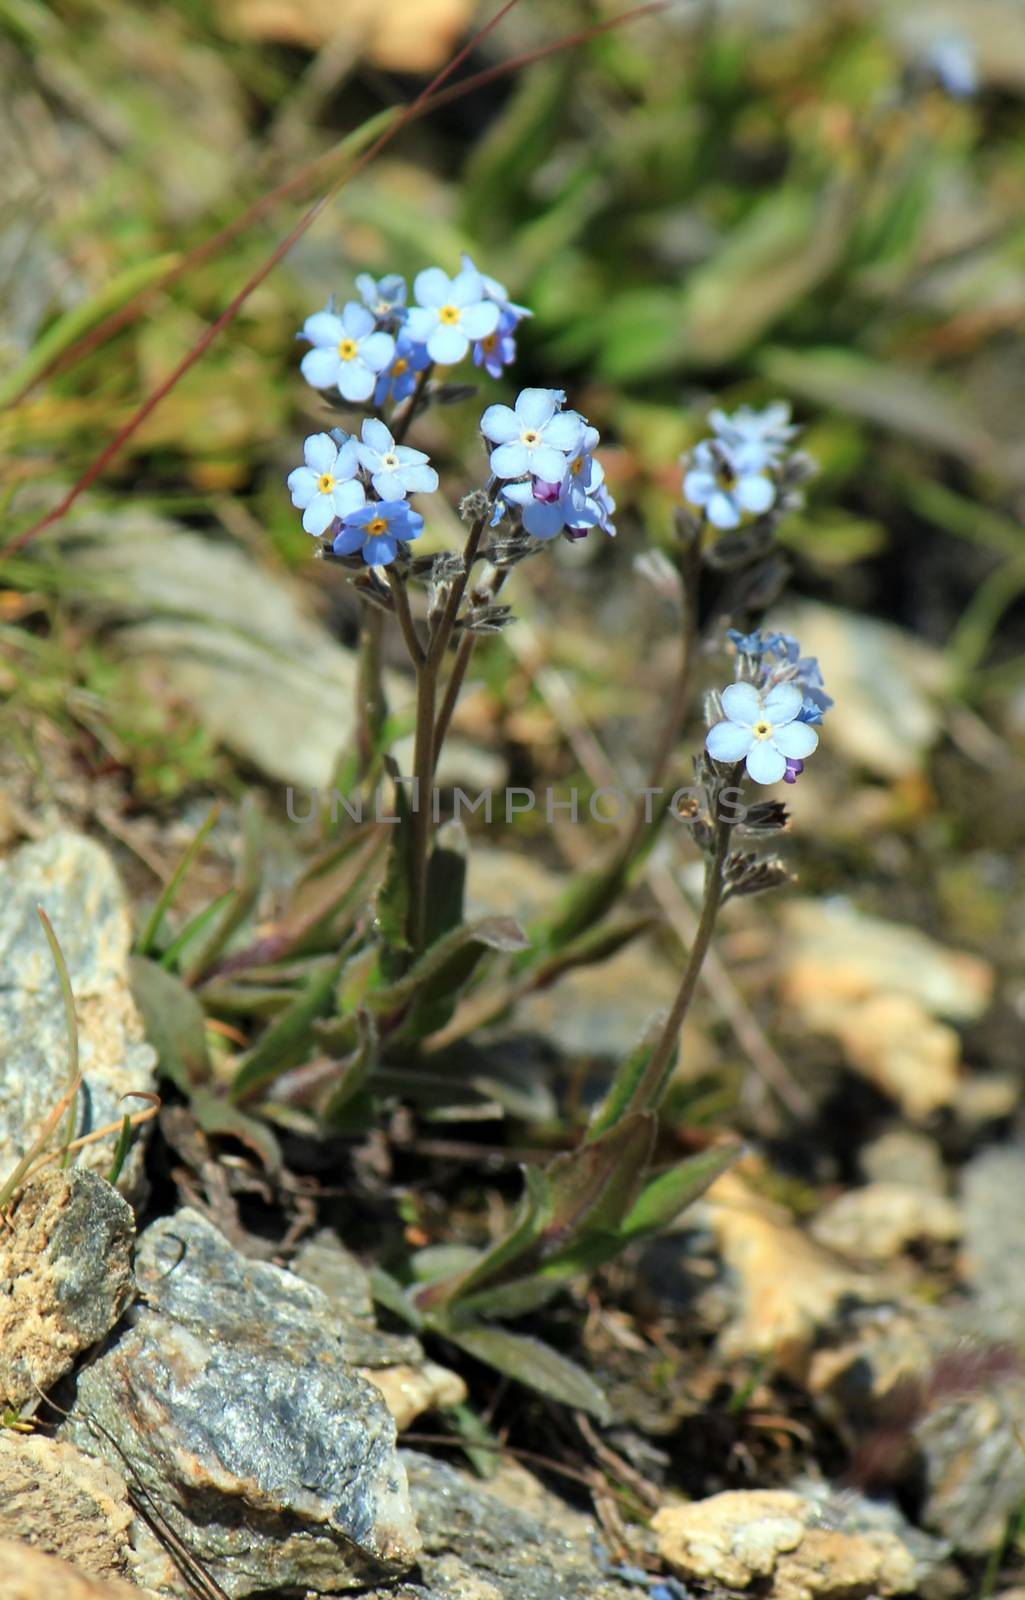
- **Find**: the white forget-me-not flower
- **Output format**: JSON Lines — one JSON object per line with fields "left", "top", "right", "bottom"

{"left": 683, "top": 439, "right": 776, "bottom": 530}
{"left": 287, "top": 432, "right": 366, "bottom": 537}
{"left": 706, "top": 681, "right": 819, "bottom": 784}
{"left": 405, "top": 267, "right": 500, "bottom": 365}
{"left": 355, "top": 418, "right": 439, "bottom": 500}
{"left": 481, "top": 388, "right": 584, "bottom": 483}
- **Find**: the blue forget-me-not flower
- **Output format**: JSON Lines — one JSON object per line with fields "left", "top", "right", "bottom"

{"left": 299, "top": 301, "right": 396, "bottom": 403}
{"left": 374, "top": 332, "right": 431, "bottom": 407}
{"left": 287, "top": 432, "right": 366, "bottom": 537}
{"left": 332, "top": 499, "right": 423, "bottom": 567}
{"left": 706, "top": 681, "right": 819, "bottom": 784}
{"left": 500, "top": 422, "right": 615, "bottom": 540}
{"left": 355, "top": 417, "right": 438, "bottom": 500}
{"left": 406, "top": 267, "right": 500, "bottom": 365}
{"left": 709, "top": 401, "right": 799, "bottom": 462}
{"left": 355, "top": 272, "right": 408, "bottom": 321}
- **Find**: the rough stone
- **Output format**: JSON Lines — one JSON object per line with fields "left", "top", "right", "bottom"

{"left": 0, "top": 1434, "right": 134, "bottom": 1585}
{"left": 61, "top": 1209, "right": 421, "bottom": 1597}
{"left": 0, "top": 832, "right": 157, "bottom": 1197}
{"left": 291, "top": 1227, "right": 376, "bottom": 1321}
{"left": 917, "top": 1377, "right": 1025, "bottom": 1555}
{"left": 960, "top": 1144, "right": 1025, "bottom": 1343}
{"left": 0, "top": 1169, "right": 135, "bottom": 1410}
{"left": 860, "top": 1128, "right": 948, "bottom": 1193}
{"left": 362, "top": 1361, "right": 467, "bottom": 1432}
{"left": 810, "top": 1183, "right": 962, "bottom": 1262}
{"left": 703, "top": 1171, "right": 875, "bottom": 1376}
{"left": 0, "top": 1539, "right": 154, "bottom": 1600}
{"left": 653, "top": 1487, "right": 917, "bottom": 1598}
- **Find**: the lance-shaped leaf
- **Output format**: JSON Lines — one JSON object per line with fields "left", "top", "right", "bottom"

{"left": 319, "top": 1009, "right": 378, "bottom": 1126}
{"left": 414, "top": 1163, "right": 551, "bottom": 1315}
{"left": 190, "top": 1087, "right": 283, "bottom": 1178}
{"left": 129, "top": 955, "right": 210, "bottom": 1093}
{"left": 443, "top": 1323, "right": 611, "bottom": 1424}
{"left": 375, "top": 757, "right": 413, "bottom": 973}
{"left": 619, "top": 1142, "right": 742, "bottom": 1240}
{"left": 229, "top": 950, "right": 347, "bottom": 1104}
{"left": 585, "top": 1014, "right": 665, "bottom": 1141}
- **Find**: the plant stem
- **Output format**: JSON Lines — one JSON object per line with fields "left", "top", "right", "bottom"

{"left": 392, "top": 364, "right": 433, "bottom": 445}
{"left": 630, "top": 775, "right": 739, "bottom": 1113}
{"left": 433, "top": 568, "right": 508, "bottom": 751}
{"left": 355, "top": 605, "right": 386, "bottom": 781}
{"left": 404, "top": 503, "right": 492, "bottom": 954}
{"left": 387, "top": 567, "right": 425, "bottom": 666}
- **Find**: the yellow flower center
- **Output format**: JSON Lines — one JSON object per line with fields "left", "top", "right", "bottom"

{"left": 481, "top": 334, "right": 497, "bottom": 353}
{"left": 392, "top": 357, "right": 409, "bottom": 376}
{"left": 521, "top": 429, "right": 540, "bottom": 446}
{"left": 317, "top": 474, "right": 336, "bottom": 494}
{"left": 752, "top": 718, "right": 774, "bottom": 740}
{"left": 381, "top": 452, "right": 400, "bottom": 470}
{"left": 439, "top": 304, "right": 461, "bottom": 325}
{"left": 366, "top": 517, "right": 388, "bottom": 538}
{"left": 337, "top": 338, "right": 358, "bottom": 361}
{"left": 715, "top": 460, "right": 737, "bottom": 488}
{"left": 570, "top": 454, "right": 584, "bottom": 477}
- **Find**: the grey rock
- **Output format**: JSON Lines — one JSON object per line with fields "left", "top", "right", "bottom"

{"left": 371, "top": 1451, "right": 644, "bottom": 1600}
{"left": 0, "top": 1168, "right": 135, "bottom": 1411}
{"left": 62, "top": 1209, "right": 421, "bottom": 1597}
{"left": 960, "top": 1144, "right": 1025, "bottom": 1343}
{"left": 0, "top": 832, "right": 157, "bottom": 1197}
{"left": 860, "top": 1128, "right": 948, "bottom": 1194}
{"left": 917, "top": 1378, "right": 1025, "bottom": 1555}
{"left": 291, "top": 1227, "right": 376, "bottom": 1323}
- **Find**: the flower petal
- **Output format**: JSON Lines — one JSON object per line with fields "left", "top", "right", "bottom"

{"left": 413, "top": 267, "right": 451, "bottom": 308}
{"left": 303, "top": 432, "right": 337, "bottom": 475}
{"left": 763, "top": 682, "right": 803, "bottom": 724}
{"left": 489, "top": 441, "right": 530, "bottom": 479}
{"left": 330, "top": 523, "right": 364, "bottom": 556}
{"left": 337, "top": 363, "right": 376, "bottom": 403}
{"left": 359, "top": 331, "right": 396, "bottom": 373}
{"left": 521, "top": 500, "right": 566, "bottom": 539}
{"left": 302, "top": 311, "right": 343, "bottom": 346}
{"left": 721, "top": 681, "right": 762, "bottom": 726}
{"left": 773, "top": 721, "right": 819, "bottom": 759}
{"left": 705, "top": 491, "right": 741, "bottom": 530}
{"left": 736, "top": 472, "right": 775, "bottom": 515}
{"left": 330, "top": 480, "right": 367, "bottom": 518}
{"left": 302, "top": 496, "right": 335, "bottom": 537}
{"left": 542, "top": 412, "right": 585, "bottom": 453}
{"left": 300, "top": 348, "right": 340, "bottom": 389}
{"left": 361, "top": 417, "right": 393, "bottom": 453}
{"left": 531, "top": 444, "right": 572, "bottom": 484}
{"left": 404, "top": 307, "right": 438, "bottom": 343}
{"left": 363, "top": 534, "right": 399, "bottom": 566}
{"left": 706, "top": 721, "right": 754, "bottom": 763}
{"left": 683, "top": 469, "right": 715, "bottom": 505}
{"left": 340, "top": 301, "right": 375, "bottom": 338}
{"left": 480, "top": 404, "right": 520, "bottom": 444}
{"left": 400, "top": 463, "right": 438, "bottom": 494}
{"left": 746, "top": 742, "right": 787, "bottom": 784}
{"left": 458, "top": 302, "right": 500, "bottom": 340}
{"left": 448, "top": 268, "right": 484, "bottom": 306}
{"left": 287, "top": 467, "right": 317, "bottom": 508}
{"left": 516, "top": 388, "right": 562, "bottom": 428}
{"left": 427, "top": 324, "right": 469, "bottom": 365}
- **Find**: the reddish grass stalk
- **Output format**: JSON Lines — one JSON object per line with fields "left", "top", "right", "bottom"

{"left": 4, "top": 1, "right": 664, "bottom": 557}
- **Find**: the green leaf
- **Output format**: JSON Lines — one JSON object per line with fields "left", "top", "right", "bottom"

{"left": 620, "top": 1143, "right": 742, "bottom": 1239}
{"left": 585, "top": 1015, "right": 665, "bottom": 1140}
{"left": 536, "top": 1114, "right": 656, "bottom": 1258}
{"left": 319, "top": 1009, "right": 378, "bottom": 1126}
{"left": 104, "top": 1116, "right": 133, "bottom": 1187}
{"left": 229, "top": 951, "right": 347, "bottom": 1104}
{"left": 443, "top": 1324, "right": 611, "bottom": 1424}
{"left": 423, "top": 823, "right": 468, "bottom": 949}
{"left": 129, "top": 955, "right": 210, "bottom": 1092}
{"left": 181, "top": 796, "right": 264, "bottom": 982}
{"left": 375, "top": 758, "right": 413, "bottom": 973}
{"left": 190, "top": 1086, "right": 282, "bottom": 1177}
{"left": 136, "top": 802, "right": 220, "bottom": 957}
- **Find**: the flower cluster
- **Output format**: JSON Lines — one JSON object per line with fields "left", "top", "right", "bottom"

{"left": 482, "top": 388, "right": 616, "bottom": 541}
{"left": 287, "top": 417, "right": 433, "bottom": 565}
{"left": 683, "top": 401, "right": 799, "bottom": 530}
{"left": 296, "top": 256, "right": 532, "bottom": 410}
{"left": 706, "top": 628, "right": 831, "bottom": 785}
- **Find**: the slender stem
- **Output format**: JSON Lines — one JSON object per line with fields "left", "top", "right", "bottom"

{"left": 391, "top": 364, "right": 433, "bottom": 446}
{"left": 433, "top": 568, "right": 508, "bottom": 752}
{"left": 406, "top": 655, "right": 438, "bottom": 954}
{"left": 404, "top": 503, "right": 493, "bottom": 955}
{"left": 631, "top": 774, "right": 739, "bottom": 1112}
{"left": 386, "top": 567, "right": 425, "bottom": 666}
{"left": 355, "top": 605, "right": 386, "bottom": 782}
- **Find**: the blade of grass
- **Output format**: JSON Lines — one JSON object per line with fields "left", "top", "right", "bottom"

{"left": 136, "top": 802, "right": 221, "bottom": 958}
{"left": 0, "top": 1074, "right": 83, "bottom": 1213}
{"left": 36, "top": 907, "right": 78, "bottom": 1170}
